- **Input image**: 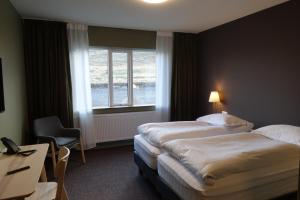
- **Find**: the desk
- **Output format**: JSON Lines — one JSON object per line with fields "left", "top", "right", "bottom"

{"left": 0, "top": 144, "right": 49, "bottom": 200}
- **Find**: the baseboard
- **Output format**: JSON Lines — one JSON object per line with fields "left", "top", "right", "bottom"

{"left": 95, "top": 139, "right": 133, "bottom": 149}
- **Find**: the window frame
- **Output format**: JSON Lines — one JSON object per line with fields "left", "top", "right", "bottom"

{"left": 89, "top": 46, "right": 156, "bottom": 112}
{"left": 109, "top": 49, "right": 131, "bottom": 107}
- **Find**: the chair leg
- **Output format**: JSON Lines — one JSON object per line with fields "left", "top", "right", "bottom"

{"left": 62, "top": 185, "right": 69, "bottom": 200}
{"left": 50, "top": 142, "right": 57, "bottom": 175}
{"left": 79, "top": 137, "right": 86, "bottom": 164}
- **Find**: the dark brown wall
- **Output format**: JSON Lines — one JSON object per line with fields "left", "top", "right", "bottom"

{"left": 199, "top": 1, "right": 300, "bottom": 127}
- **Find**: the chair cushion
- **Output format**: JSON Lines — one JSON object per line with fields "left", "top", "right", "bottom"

{"left": 25, "top": 182, "right": 57, "bottom": 200}
{"left": 55, "top": 137, "right": 78, "bottom": 148}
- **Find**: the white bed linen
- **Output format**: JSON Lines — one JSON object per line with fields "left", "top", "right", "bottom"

{"left": 158, "top": 153, "right": 298, "bottom": 200}
{"left": 196, "top": 113, "right": 253, "bottom": 127}
{"left": 163, "top": 133, "right": 300, "bottom": 185}
{"left": 134, "top": 135, "right": 161, "bottom": 169}
{"left": 139, "top": 121, "right": 253, "bottom": 148}
{"left": 135, "top": 123, "right": 253, "bottom": 169}
{"left": 253, "top": 124, "right": 300, "bottom": 145}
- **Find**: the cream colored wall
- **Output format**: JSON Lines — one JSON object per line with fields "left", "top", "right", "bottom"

{"left": 0, "top": 0, "right": 27, "bottom": 148}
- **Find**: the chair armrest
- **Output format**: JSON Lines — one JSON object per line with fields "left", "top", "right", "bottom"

{"left": 58, "top": 128, "right": 81, "bottom": 139}
{"left": 37, "top": 136, "right": 59, "bottom": 149}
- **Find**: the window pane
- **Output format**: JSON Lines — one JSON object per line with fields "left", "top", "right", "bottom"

{"left": 89, "top": 48, "right": 109, "bottom": 108}
{"left": 112, "top": 52, "right": 128, "bottom": 106}
{"left": 133, "top": 51, "right": 156, "bottom": 105}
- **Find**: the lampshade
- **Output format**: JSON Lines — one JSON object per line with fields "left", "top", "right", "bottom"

{"left": 209, "top": 91, "right": 220, "bottom": 103}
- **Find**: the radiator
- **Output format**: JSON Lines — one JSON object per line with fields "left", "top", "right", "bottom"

{"left": 93, "top": 111, "right": 161, "bottom": 142}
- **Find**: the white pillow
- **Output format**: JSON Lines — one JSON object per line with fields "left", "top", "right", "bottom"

{"left": 253, "top": 125, "right": 300, "bottom": 145}
{"left": 196, "top": 113, "right": 252, "bottom": 127}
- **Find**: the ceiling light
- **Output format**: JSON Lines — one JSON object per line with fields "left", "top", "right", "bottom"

{"left": 142, "top": 0, "right": 168, "bottom": 4}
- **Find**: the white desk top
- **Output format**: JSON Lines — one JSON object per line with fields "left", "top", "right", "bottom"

{"left": 0, "top": 144, "right": 49, "bottom": 200}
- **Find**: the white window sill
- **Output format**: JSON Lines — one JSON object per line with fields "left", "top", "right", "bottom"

{"left": 92, "top": 105, "right": 155, "bottom": 114}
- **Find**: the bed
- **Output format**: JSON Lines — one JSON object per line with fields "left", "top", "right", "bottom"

{"left": 134, "top": 134, "right": 161, "bottom": 169}
{"left": 134, "top": 113, "right": 254, "bottom": 170}
{"left": 157, "top": 125, "right": 300, "bottom": 200}
{"left": 158, "top": 153, "right": 297, "bottom": 200}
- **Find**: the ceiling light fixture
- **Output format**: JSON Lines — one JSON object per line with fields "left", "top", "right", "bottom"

{"left": 142, "top": 0, "right": 168, "bottom": 4}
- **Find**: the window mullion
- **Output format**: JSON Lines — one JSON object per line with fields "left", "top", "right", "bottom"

{"left": 108, "top": 49, "right": 113, "bottom": 107}
{"left": 128, "top": 50, "right": 133, "bottom": 106}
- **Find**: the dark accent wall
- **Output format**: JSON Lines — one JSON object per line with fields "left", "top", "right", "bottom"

{"left": 199, "top": 1, "right": 300, "bottom": 127}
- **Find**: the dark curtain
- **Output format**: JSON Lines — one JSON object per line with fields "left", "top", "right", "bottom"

{"left": 23, "top": 19, "right": 73, "bottom": 142}
{"left": 171, "top": 32, "right": 202, "bottom": 121}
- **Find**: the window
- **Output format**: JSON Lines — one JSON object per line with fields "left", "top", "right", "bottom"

{"left": 133, "top": 51, "right": 156, "bottom": 105}
{"left": 89, "top": 49, "right": 109, "bottom": 107}
{"left": 89, "top": 47, "right": 156, "bottom": 109}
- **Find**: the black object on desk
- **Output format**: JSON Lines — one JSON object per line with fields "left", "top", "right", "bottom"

{"left": 1, "top": 137, "right": 36, "bottom": 157}
{"left": 17, "top": 150, "right": 37, "bottom": 157}
{"left": 6, "top": 166, "right": 30, "bottom": 175}
{"left": 1, "top": 137, "right": 20, "bottom": 154}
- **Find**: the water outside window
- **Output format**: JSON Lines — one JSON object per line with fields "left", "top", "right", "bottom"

{"left": 112, "top": 52, "right": 128, "bottom": 106}
{"left": 133, "top": 51, "right": 156, "bottom": 105}
{"left": 89, "top": 49, "right": 109, "bottom": 107}
{"left": 89, "top": 48, "right": 156, "bottom": 108}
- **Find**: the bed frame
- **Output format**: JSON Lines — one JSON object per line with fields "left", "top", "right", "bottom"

{"left": 134, "top": 151, "right": 297, "bottom": 200}
{"left": 134, "top": 151, "right": 180, "bottom": 200}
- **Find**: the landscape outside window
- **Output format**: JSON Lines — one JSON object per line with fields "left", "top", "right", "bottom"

{"left": 89, "top": 48, "right": 156, "bottom": 108}
{"left": 133, "top": 51, "right": 156, "bottom": 106}
{"left": 89, "top": 49, "right": 109, "bottom": 107}
{"left": 112, "top": 52, "right": 128, "bottom": 106}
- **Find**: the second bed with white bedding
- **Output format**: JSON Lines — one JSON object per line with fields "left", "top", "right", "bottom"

{"left": 158, "top": 153, "right": 298, "bottom": 200}
{"left": 162, "top": 132, "right": 300, "bottom": 185}
{"left": 158, "top": 125, "right": 300, "bottom": 200}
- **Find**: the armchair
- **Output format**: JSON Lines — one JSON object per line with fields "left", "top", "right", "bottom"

{"left": 34, "top": 116, "right": 86, "bottom": 171}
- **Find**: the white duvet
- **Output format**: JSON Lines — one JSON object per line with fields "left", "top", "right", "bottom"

{"left": 138, "top": 121, "right": 251, "bottom": 148}
{"left": 163, "top": 132, "right": 300, "bottom": 186}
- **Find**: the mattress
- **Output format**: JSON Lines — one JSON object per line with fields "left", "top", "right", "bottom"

{"left": 134, "top": 135, "right": 161, "bottom": 169}
{"left": 157, "top": 153, "right": 298, "bottom": 200}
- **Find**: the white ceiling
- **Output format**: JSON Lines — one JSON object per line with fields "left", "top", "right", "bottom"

{"left": 10, "top": 0, "right": 288, "bottom": 33}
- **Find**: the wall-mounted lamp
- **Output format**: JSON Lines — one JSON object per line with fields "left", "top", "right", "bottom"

{"left": 208, "top": 91, "right": 220, "bottom": 103}
{"left": 209, "top": 91, "right": 221, "bottom": 113}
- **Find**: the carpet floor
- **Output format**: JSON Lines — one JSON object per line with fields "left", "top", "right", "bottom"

{"left": 45, "top": 145, "right": 297, "bottom": 200}
{"left": 46, "top": 145, "right": 161, "bottom": 200}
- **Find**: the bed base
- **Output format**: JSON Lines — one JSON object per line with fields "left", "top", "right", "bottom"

{"left": 134, "top": 151, "right": 297, "bottom": 200}
{"left": 134, "top": 151, "right": 180, "bottom": 200}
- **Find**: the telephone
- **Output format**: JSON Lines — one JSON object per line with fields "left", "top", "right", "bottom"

{"left": 1, "top": 137, "right": 21, "bottom": 154}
